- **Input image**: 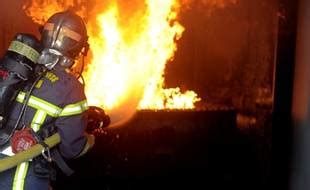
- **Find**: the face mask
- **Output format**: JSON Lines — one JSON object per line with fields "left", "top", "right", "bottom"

{"left": 37, "top": 48, "right": 61, "bottom": 70}
{"left": 37, "top": 48, "right": 73, "bottom": 70}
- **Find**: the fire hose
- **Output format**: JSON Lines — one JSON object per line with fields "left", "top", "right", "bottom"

{"left": 0, "top": 106, "right": 109, "bottom": 172}
{"left": 0, "top": 133, "right": 60, "bottom": 172}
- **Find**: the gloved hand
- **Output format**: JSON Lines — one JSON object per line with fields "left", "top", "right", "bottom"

{"left": 86, "top": 106, "right": 110, "bottom": 133}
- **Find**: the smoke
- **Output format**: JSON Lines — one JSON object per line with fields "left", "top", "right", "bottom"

{"left": 180, "top": 0, "right": 238, "bottom": 14}
{"left": 181, "top": 0, "right": 237, "bottom": 7}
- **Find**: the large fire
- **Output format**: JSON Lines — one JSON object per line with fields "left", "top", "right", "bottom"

{"left": 23, "top": 0, "right": 235, "bottom": 126}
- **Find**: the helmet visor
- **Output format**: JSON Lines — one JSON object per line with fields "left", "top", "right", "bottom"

{"left": 42, "top": 22, "right": 84, "bottom": 58}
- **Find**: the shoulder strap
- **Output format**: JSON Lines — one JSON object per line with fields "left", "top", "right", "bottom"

{"left": 51, "top": 149, "right": 74, "bottom": 176}
{"left": 35, "top": 122, "right": 74, "bottom": 176}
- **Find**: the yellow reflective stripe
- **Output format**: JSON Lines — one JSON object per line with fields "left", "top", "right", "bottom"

{"left": 31, "top": 110, "right": 47, "bottom": 132}
{"left": 16, "top": 92, "right": 62, "bottom": 117}
{"left": 13, "top": 162, "right": 29, "bottom": 190}
{"left": 12, "top": 111, "right": 47, "bottom": 189}
{"left": 8, "top": 40, "right": 39, "bottom": 63}
{"left": 59, "top": 100, "right": 88, "bottom": 117}
{"left": 16, "top": 92, "right": 88, "bottom": 118}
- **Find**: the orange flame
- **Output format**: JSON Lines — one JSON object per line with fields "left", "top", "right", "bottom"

{"left": 23, "top": 0, "right": 87, "bottom": 24}
{"left": 23, "top": 0, "right": 203, "bottom": 126}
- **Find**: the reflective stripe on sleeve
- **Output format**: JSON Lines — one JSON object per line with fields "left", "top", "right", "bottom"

{"left": 16, "top": 92, "right": 62, "bottom": 117}
{"left": 13, "top": 162, "right": 29, "bottom": 190}
{"left": 59, "top": 100, "right": 88, "bottom": 117}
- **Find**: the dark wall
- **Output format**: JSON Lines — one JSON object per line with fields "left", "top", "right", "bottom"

{"left": 272, "top": 0, "right": 299, "bottom": 190}
{"left": 167, "top": 0, "right": 278, "bottom": 113}
{"left": 290, "top": 0, "right": 310, "bottom": 189}
{"left": 0, "top": 1, "right": 39, "bottom": 56}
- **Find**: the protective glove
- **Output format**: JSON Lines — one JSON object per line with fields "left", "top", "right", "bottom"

{"left": 86, "top": 106, "right": 110, "bottom": 133}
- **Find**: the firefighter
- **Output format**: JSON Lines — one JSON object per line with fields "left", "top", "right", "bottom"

{"left": 0, "top": 10, "right": 94, "bottom": 190}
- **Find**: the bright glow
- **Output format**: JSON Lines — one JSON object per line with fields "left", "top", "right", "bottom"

{"left": 23, "top": 0, "right": 202, "bottom": 126}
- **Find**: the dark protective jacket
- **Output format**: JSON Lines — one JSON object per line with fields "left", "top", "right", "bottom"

{"left": 4, "top": 65, "right": 88, "bottom": 158}
{"left": 0, "top": 65, "right": 89, "bottom": 189}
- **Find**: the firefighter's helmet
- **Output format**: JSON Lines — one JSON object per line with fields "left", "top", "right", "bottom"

{"left": 38, "top": 10, "right": 89, "bottom": 69}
